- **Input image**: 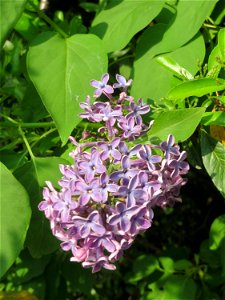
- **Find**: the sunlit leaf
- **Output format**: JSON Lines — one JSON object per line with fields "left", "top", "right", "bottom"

{"left": 139, "top": 108, "right": 205, "bottom": 143}
{"left": 201, "top": 131, "right": 225, "bottom": 197}
{"left": 168, "top": 78, "right": 225, "bottom": 100}
{"left": 218, "top": 28, "right": 225, "bottom": 60}
{"left": 201, "top": 111, "right": 225, "bottom": 126}
{"left": 209, "top": 214, "right": 225, "bottom": 250}
{"left": 207, "top": 45, "right": 223, "bottom": 78}
{"left": 0, "top": 162, "right": 31, "bottom": 278}
{"left": 91, "top": 0, "right": 164, "bottom": 53}
{"left": 27, "top": 32, "right": 108, "bottom": 144}
{"left": 156, "top": 56, "right": 194, "bottom": 80}
{"left": 132, "top": 29, "right": 205, "bottom": 101}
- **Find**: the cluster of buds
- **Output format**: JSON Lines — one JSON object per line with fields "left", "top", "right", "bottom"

{"left": 39, "top": 74, "right": 189, "bottom": 272}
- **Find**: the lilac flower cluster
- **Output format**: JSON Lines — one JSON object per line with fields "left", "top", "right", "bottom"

{"left": 80, "top": 73, "right": 151, "bottom": 140}
{"left": 39, "top": 74, "right": 189, "bottom": 273}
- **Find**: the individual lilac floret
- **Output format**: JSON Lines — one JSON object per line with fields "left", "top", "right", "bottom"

{"left": 107, "top": 202, "right": 140, "bottom": 233}
{"left": 160, "top": 134, "right": 180, "bottom": 159}
{"left": 113, "top": 74, "right": 133, "bottom": 90}
{"left": 73, "top": 211, "right": 106, "bottom": 238}
{"left": 90, "top": 73, "right": 114, "bottom": 98}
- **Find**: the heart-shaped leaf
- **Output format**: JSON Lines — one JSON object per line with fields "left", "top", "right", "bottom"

{"left": 27, "top": 32, "right": 108, "bottom": 144}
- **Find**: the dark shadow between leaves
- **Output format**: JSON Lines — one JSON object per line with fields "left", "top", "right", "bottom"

{"left": 29, "top": 31, "right": 57, "bottom": 46}
{"left": 90, "top": 22, "right": 108, "bottom": 40}
{"left": 103, "top": 0, "right": 123, "bottom": 10}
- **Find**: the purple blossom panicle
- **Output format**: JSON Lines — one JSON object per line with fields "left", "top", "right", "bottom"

{"left": 39, "top": 73, "right": 189, "bottom": 273}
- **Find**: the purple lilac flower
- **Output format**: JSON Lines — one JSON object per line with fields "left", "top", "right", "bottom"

{"left": 168, "top": 151, "right": 189, "bottom": 177}
{"left": 107, "top": 202, "right": 140, "bottom": 232}
{"left": 110, "top": 156, "right": 139, "bottom": 184}
{"left": 78, "top": 147, "right": 105, "bottom": 181}
{"left": 72, "top": 211, "right": 106, "bottom": 238}
{"left": 98, "top": 137, "right": 121, "bottom": 161}
{"left": 75, "top": 177, "right": 102, "bottom": 205}
{"left": 118, "top": 174, "right": 148, "bottom": 207}
{"left": 113, "top": 74, "right": 133, "bottom": 90}
{"left": 130, "top": 206, "right": 153, "bottom": 235}
{"left": 118, "top": 116, "right": 143, "bottom": 139}
{"left": 139, "top": 145, "right": 162, "bottom": 171}
{"left": 126, "top": 99, "right": 150, "bottom": 123}
{"left": 88, "top": 232, "right": 116, "bottom": 253}
{"left": 90, "top": 73, "right": 114, "bottom": 98}
{"left": 98, "top": 172, "right": 118, "bottom": 203}
{"left": 39, "top": 73, "right": 190, "bottom": 273}
{"left": 160, "top": 134, "right": 180, "bottom": 159}
{"left": 82, "top": 255, "right": 116, "bottom": 273}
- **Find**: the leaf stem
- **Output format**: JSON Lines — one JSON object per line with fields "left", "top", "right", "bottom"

{"left": 203, "top": 23, "right": 223, "bottom": 30}
{"left": 18, "top": 127, "right": 35, "bottom": 160}
{"left": 0, "top": 113, "right": 55, "bottom": 128}
{"left": 28, "top": 1, "right": 69, "bottom": 38}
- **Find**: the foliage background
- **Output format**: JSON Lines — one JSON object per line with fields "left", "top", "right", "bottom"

{"left": 0, "top": 0, "right": 225, "bottom": 299}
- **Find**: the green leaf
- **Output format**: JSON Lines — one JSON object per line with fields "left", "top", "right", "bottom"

{"left": 134, "top": 0, "right": 216, "bottom": 58}
{"left": 156, "top": 56, "right": 194, "bottom": 80}
{"left": 218, "top": 28, "right": 225, "bottom": 60}
{"left": 199, "top": 240, "right": 220, "bottom": 267}
{"left": 131, "top": 0, "right": 218, "bottom": 101}
{"left": 6, "top": 249, "right": 50, "bottom": 285}
{"left": 146, "top": 275, "right": 197, "bottom": 300}
{"left": 0, "top": 150, "right": 27, "bottom": 172}
{"left": 207, "top": 45, "right": 223, "bottom": 78}
{"left": 27, "top": 32, "right": 108, "bottom": 144}
{"left": 126, "top": 255, "right": 159, "bottom": 283}
{"left": 209, "top": 214, "right": 225, "bottom": 250}
{"left": 61, "top": 259, "right": 94, "bottom": 295}
{"left": 0, "top": 0, "right": 27, "bottom": 46}
{"left": 201, "top": 111, "right": 225, "bottom": 126}
{"left": 14, "top": 157, "right": 69, "bottom": 258}
{"left": 174, "top": 259, "right": 192, "bottom": 271}
{"left": 201, "top": 132, "right": 225, "bottom": 197}
{"left": 90, "top": 0, "right": 165, "bottom": 53}
{"left": 132, "top": 29, "right": 205, "bottom": 101}
{"left": 168, "top": 78, "right": 225, "bottom": 100}
{"left": 0, "top": 162, "right": 31, "bottom": 278}
{"left": 152, "top": 0, "right": 217, "bottom": 52}
{"left": 21, "top": 83, "right": 48, "bottom": 122}
{"left": 141, "top": 108, "right": 205, "bottom": 143}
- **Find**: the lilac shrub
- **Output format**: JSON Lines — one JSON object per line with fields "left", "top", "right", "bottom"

{"left": 39, "top": 74, "right": 189, "bottom": 273}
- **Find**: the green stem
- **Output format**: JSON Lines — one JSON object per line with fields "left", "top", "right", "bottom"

{"left": 28, "top": 1, "right": 69, "bottom": 38}
{"left": 31, "top": 128, "right": 57, "bottom": 148}
{"left": 203, "top": 23, "right": 223, "bottom": 30}
{"left": 0, "top": 113, "right": 55, "bottom": 128}
{"left": 18, "top": 127, "right": 35, "bottom": 160}
{"left": 20, "top": 121, "right": 55, "bottom": 128}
